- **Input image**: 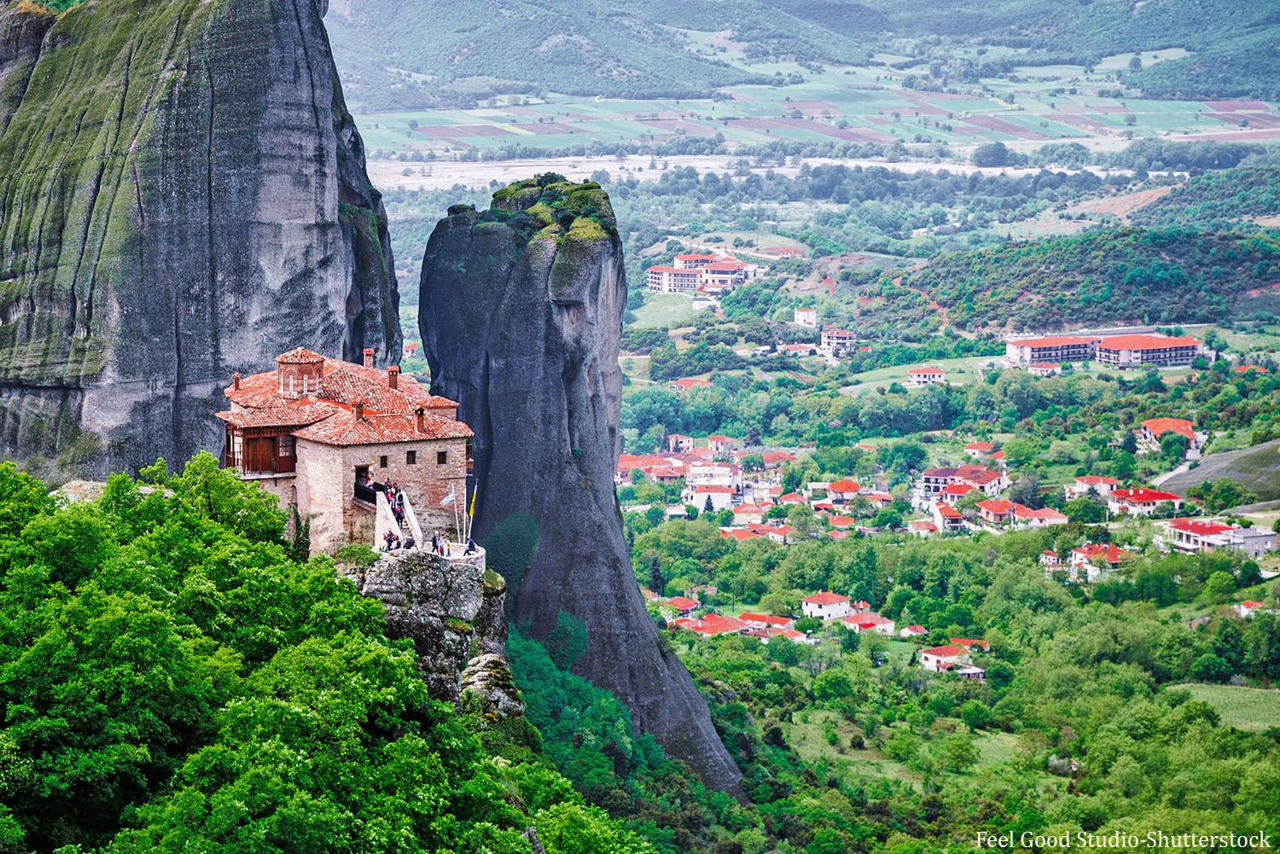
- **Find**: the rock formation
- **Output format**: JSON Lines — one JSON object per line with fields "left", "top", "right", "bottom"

{"left": 0, "top": 0, "right": 398, "bottom": 480}
{"left": 418, "top": 177, "right": 742, "bottom": 792}
{"left": 340, "top": 549, "right": 524, "bottom": 718}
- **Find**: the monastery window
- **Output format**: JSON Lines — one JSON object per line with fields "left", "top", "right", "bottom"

{"left": 406, "top": 450, "right": 417, "bottom": 465}
{"left": 278, "top": 436, "right": 295, "bottom": 457}
{"left": 437, "top": 451, "right": 447, "bottom": 465}
{"left": 379, "top": 455, "right": 388, "bottom": 468}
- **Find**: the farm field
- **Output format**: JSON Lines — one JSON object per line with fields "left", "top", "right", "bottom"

{"left": 353, "top": 51, "right": 1280, "bottom": 170}
{"left": 1168, "top": 684, "right": 1280, "bottom": 732}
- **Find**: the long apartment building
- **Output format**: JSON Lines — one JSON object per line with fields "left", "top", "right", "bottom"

{"left": 1006, "top": 332, "right": 1205, "bottom": 369}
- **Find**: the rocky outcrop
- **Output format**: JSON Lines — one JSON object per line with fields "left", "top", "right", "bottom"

{"left": 0, "top": 0, "right": 398, "bottom": 480}
{"left": 340, "top": 550, "right": 522, "bottom": 716}
{"left": 418, "top": 177, "right": 742, "bottom": 792}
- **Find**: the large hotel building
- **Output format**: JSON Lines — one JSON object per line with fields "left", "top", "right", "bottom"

{"left": 1006, "top": 333, "right": 1205, "bottom": 369}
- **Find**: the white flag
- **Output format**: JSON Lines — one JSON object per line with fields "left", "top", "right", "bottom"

{"left": 440, "top": 487, "right": 456, "bottom": 506}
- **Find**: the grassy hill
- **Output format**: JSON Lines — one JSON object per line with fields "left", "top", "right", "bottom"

{"left": 1168, "top": 683, "right": 1280, "bottom": 732}
{"left": 1162, "top": 438, "right": 1280, "bottom": 503}
{"left": 324, "top": 0, "right": 1280, "bottom": 110}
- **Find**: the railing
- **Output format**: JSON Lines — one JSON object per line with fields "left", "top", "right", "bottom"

{"left": 354, "top": 481, "right": 384, "bottom": 505}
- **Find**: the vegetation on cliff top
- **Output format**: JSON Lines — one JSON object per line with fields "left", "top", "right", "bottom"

{"left": 0, "top": 454, "right": 651, "bottom": 852}
{"left": 483, "top": 174, "right": 618, "bottom": 244}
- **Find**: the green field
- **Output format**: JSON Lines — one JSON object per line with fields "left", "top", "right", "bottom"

{"left": 629, "top": 292, "right": 703, "bottom": 329}
{"left": 1168, "top": 683, "right": 1280, "bottom": 732}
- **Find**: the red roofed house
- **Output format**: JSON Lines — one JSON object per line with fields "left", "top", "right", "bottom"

{"left": 739, "top": 612, "right": 795, "bottom": 630}
{"left": 908, "top": 519, "right": 938, "bottom": 537}
{"left": 684, "top": 483, "right": 736, "bottom": 511}
{"left": 801, "top": 591, "right": 853, "bottom": 620}
{"left": 1107, "top": 488, "right": 1183, "bottom": 517}
{"left": 1165, "top": 518, "right": 1277, "bottom": 559}
{"left": 778, "top": 491, "right": 807, "bottom": 506}
{"left": 840, "top": 613, "right": 896, "bottom": 636}
{"left": 931, "top": 501, "right": 966, "bottom": 533}
{"left": 820, "top": 326, "right": 858, "bottom": 357}
{"left": 681, "top": 613, "right": 749, "bottom": 637}
{"left": 964, "top": 441, "right": 995, "bottom": 458}
{"left": 674, "top": 253, "right": 720, "bottom": 269}
{"left": 1095, "top": 334, "right": 1203, "bottom": 369}
{"left": 1235, "top": 600, "right": 1273, "bottom": 618}
{"left": 1065, "top": 475, "right": 1120, "bottom": 499}
{"left": 899, "top": 625, "right": 929, "bottom": 638}
{"left": 1138, "top": 418, "right": 1205, "bottom": 457}
{"left": 1012, "top": 505, "right": 1068, "bottom": 529}
{"left": 977, "top": 498, "right": 1015, "bottom": 525}
{"left": 1028, "top": 362, "right": 1061, "bottom": 377}
{"left": 828, "top": 479, "right": 862, "bottom": 503}
{"left": 1070, "top": 543, "right": 1136, "bottom": 582}
{"left": 1235, "top": 364, "right": 1269, "bottom": 375}
{"left": 940, "top": 482, "right": 976, "bottom": 500}
{"left": 916, "top": 465, "right": 1008, "bottom": 504}
{"left": 950, "top": 638, "right": 991, "bottom": 652}
{"left": 732, "top": 504, "right": 765, "bottom": 525}
{"left": 720, "top": 527, "right": 763, "bottom": 541}
{"left": 907, "top": 366, "right": 946, "bottom": 385}
{"left": 665, "top": 596, "right": 700, "bottom": 616}
{"left": 219, "top": 348, "right": 472, "bottom": 554}
{"left": 671, "top": 377, "right": 713, "bottom": 391}
{"left": 762, "top": 450, "right": 797, "bottom": 468}
{"left": 920, "top": 644, "right": 970, "bottom": 672}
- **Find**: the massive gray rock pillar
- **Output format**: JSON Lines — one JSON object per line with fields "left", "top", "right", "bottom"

{"left": 418, "top": 178, "right": 742, "bottom": 792}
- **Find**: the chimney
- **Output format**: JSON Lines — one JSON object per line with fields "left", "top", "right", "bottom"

{"left": 232, "top": 372, "right": 241, "bottom": 390}
{"left": 353, "top": 399, "right": 365, "bottom": 421}
{"left": 415, "top": 406, "right": 425, "bottom": 433}
{"left": 388, "top": 364, "right": 400, "bottom": 390}
{"left": 363, "top": 347, "right": 375, "bottom": 368}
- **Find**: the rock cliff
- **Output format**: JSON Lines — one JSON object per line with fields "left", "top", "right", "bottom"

{"left": 0, "top": 0, "right": 399, "bottom": 480}
{"left": 418, "top": 177, "right": 742, "bottom": 792}
{"left": 340, "top": 550, "right": 524, "bottom": 719}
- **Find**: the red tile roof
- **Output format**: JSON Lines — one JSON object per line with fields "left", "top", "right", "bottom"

{"left": 1112, "top": 488, "right": 1180, "bottom": 503}
{"left": 721, "top": 528, "right": 763, "bottom": 541}
{"left": 1098, "top": 334, "right": 1200, "bottom": 351}
{"left": 1076, "top": 475, "right": 1120, "bottom": 486}
{"left": 739, "top": 612, "right": 792, "bottom": 627}
{"left": 216, "top": 404, "right": 333, "bottom": 429}
{"left": 978, "top": 499, "right": 1014, "bottom": 514}
{"left": 1141, "top": 418, "right": 1196, "bottom": 440}
{"left": 965, "top": 441, "right": 995, "bottom": 452}
{"left": 665, "top": 596, "right": 700, "bottom": 611}
{"left": 803, "top": 591, "right": 850, "bottom": 606}
{"left": 1168, "top": 518, "right": 1235, "bottom": 535}
{"left": 671, "top": 378, "right": 712, "bottom": 389}
{"left": 935, "top": 502, "right": 963, "bottom": 520}
{"left": 922, "top": 644, "right": 968, "bottom": 658}
{"left": 293, "top": 412, "right": 472, "bottom": 446}
{"left": 275, "top": 347, "right": 326, "bottom": 364}
{"left": 908, "top": 366, "right": 944, "bottom": 374}
{"left": 223, "top": 351, "right": 466, "bottom": 447}
{"left": 1072, "top": 543, "right": 1136, "bottom": 563}
{"left": 829, "top": 479, "right": 861, "bottom": 492}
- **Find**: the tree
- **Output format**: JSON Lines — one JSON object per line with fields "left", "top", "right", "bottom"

{"left": 1202, "top": 570, "right": 1236, "bottom": 602}
{"left": 971, "top": 141, "right": 1010, "bottom": 167}
{"left": 1190, "top": 653, "right": 1232, "bottom": 683}
{"left": 959, "top": 700, "right": 992, "bottom": 731}
{"left": 934, "top": 734, "right": 979, "bottom": 773}
{"left": 1065, "top": 497, "right": 1105, "bottom": 524}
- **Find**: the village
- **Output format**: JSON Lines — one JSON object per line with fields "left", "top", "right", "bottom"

{"left": 618, "top": 385, "right": 1280, "bottom": 681}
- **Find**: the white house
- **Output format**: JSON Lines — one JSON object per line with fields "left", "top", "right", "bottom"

{"left": 684, "top": 484, "right": 735, "bottom": 511}
{"left": 1065, "top": 475, "right": 1120, "bottom": 499}
{"left": 907, "top": 366, "right": 946, "bottom": 385}
{"left": 793, "top": 307, "right": 818, "bottom": 328}
{"left": 1108, "top": 488, "right": 1182, "bottom": 517}
{"left": 801, "top": 591, "right": 852, "bottom": 620}
{"left": 919, "top": 644, "right": 970, "bottom": 672}
{"left": 1165, "top": 519, "right": 1277, "bottom": 559}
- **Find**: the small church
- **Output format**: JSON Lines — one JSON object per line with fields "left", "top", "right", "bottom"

{"left": 217, "top": 346, "right": 473, "bottom": 554}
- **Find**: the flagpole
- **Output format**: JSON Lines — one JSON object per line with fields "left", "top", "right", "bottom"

{"left": 466, "top": 481, "right": 478, "bottom": 542}
{"left": 451, "top": 485, "right": 461, "bottom": 544}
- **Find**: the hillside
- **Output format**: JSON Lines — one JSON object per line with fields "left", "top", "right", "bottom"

{"left": 887, "top": 227, "right": 1280, "bottom": 332}
{"left": 1162, "top": 438, "right": 1280, "bottom": 503}
{"left": 1130, "top": 165, "right": 1280, "bottom": 230}
{"left": 324, "top": 0, "right": 1280, "bottom": 109}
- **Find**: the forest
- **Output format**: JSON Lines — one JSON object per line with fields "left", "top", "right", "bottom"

{"left": 0, "top": 456, "right": 651, "bottom": 853}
